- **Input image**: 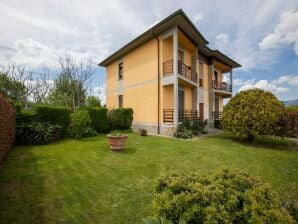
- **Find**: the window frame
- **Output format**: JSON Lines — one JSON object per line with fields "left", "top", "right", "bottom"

{"left": 118, "top": 62, "right": 123, "bottom": 80}
{"left": 118, "top": 95, "right": 123, "bottom": 108}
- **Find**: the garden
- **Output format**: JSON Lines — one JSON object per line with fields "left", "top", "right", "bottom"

{"left": 1, "top": 63, "right": 298, "bottom": 223}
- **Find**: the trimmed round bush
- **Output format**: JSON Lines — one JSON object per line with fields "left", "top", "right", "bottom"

{"left": 153, "top": 169, "right": 293, "bottom": 223}
{"left": 221, "top": 89, "right": 286, "bottom": 142}
{"left": 70, "top": 110, "right": 92, "bottom": 139}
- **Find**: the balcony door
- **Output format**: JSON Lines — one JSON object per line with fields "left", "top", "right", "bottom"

{"left": 214, "top": 96, "right": 219, "bottom": 112}
{"left": 178, "top": 50, "right": 184, "bottom": 76}
{"left": 178, "top": 90, "right": 184, "bottom": 121}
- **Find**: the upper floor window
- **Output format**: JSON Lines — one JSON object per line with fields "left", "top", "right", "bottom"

{"left": 118, "top": 62, "right": 123, "bottom": 80}
{"left": 118, "top": 95, "right": 123, "bottom": 108}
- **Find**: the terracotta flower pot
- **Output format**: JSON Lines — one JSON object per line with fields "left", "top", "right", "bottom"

{"left": 107, "top": 134, "right": 128, "bottom": 152}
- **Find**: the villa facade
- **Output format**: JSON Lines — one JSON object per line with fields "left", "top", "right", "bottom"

{"left": 99, "top": 9, "right": 241, "bottom": 135}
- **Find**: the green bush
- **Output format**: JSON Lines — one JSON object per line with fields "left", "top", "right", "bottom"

{"left": 221, "top": 89, "right": 286, "bottom": 142}
{"left": 174, "top": 119, "right": 192, "bottom": 138}
{"left": 33, "top": 105, "right": 72, "bottom": 137}
{"left": 192, "top": 119, "right": 208, "bottom": 134}
{"left": 15, "top": 122, "right": 62, "bottom": 145}
{"left": 16, "top": 109, "right": 36, "bottom": 124}
{"left": 153, "top": 169, "right": 293, "bottom": 224}
{"left": 108, "top": 108, "right": 133, "bottom": 130}
{"left": 81, "top": 127, "right": 97, "bottom": 138}
{"left": 139, "top": 128, "right": 147, "bottom": 136}
{"left": 83, "top": 106, "right": 109, "bottom": 133}
{"left": 70, "top": 110, "right": 91, "bottom": 139}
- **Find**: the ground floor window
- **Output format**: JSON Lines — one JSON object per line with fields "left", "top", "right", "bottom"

{"left": 118, "top": 95, "right": 123, "bottom": 108}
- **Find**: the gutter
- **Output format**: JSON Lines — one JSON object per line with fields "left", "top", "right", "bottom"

{"left": 151, "top": 29, "right": 160, "bottom": 134}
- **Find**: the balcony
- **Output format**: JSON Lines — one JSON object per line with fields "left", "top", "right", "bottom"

{"left": 212, "top": 80, "right": 232, "bottom": 92}
{"left": 162, "top": 60, "right": 197, "bottom": 83}
{"left": 212, "top": 111, "right": 222, "bottom": 120}
{"left": 163, "top": 109, "right": 199, "bottom": 123}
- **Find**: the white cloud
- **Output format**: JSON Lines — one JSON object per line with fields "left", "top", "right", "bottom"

{"left": 193, "top": 14, "right": 203, "bottom": 23}
{"left": 272, "top": 75, "right": 298, "bottom": 86}
{"left": 92, "top": 84, "right": 106, "bottom": 105}
{"left": 215, "top": 33, "right": 229, "bottom": 49}
{"left": 239, "top": 79, "right": 289, "bottom": 94}
{"left": 259, "top": 10, "right": 298, "bottom": 55}
{"left": 233, "top": 78, "right": 255, "bottom": 86}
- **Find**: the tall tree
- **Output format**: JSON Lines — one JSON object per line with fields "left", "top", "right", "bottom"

{"left": 48, "top": 54, "right": 94, "bottom": 110}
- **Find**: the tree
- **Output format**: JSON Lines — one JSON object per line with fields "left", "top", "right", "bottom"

{"left": 221, "top": 89, "right": 286, "bottom": 142}
{"left": 0, "top": 72, "right": 26, "bottom": 103}
{"left": 1, "top": 63, "right": 51, "bottom": 108}
{"left": 48, "top": 54, "right": 94, "bottom": 110}
{"left": 86, "top": 96, "right": 101, "bottom": 107}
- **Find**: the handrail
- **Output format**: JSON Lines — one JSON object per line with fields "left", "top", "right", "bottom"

{"left": 212, "top": 80, "right": 232, "bottom": 92}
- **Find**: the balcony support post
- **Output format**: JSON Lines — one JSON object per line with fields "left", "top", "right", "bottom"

{"left": 208, "top": 58, "right": 214, "bottom": 121}
{"left": 230, "top": 69, "right": 233, "bottom": 94}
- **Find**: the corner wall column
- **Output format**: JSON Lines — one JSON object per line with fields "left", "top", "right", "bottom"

{"left": 208, "top": 58, "right": 214, "bottom": 125}
{"left": 173, "top": 27, "right": 179, "bottom": 125}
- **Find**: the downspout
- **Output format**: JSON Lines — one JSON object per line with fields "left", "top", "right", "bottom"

{"left": 151, "top": 29, "right": 160, "bottom": 134}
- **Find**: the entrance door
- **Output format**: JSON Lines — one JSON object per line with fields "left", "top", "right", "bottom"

{"left": 178, "top": 90, "right": 184, "bottom": 121}
{"left": 199, "top": 103, "right": 204, "bottom": 121}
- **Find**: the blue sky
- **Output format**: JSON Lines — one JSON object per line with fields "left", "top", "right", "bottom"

{"left": 0, "top": 0, "right": 297, "bottom": 102}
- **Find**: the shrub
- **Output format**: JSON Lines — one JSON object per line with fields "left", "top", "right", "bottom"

{"left": 15, "top": 122, "right": 61, "bottom": 145}
{"left": 33, "top": 105, "right": 72, "bottom": 137}
{"left": 108, "top": 108, "right": 133, "bottom": 130}
{"left": 153, "top": 169, "right": 293, "bottom": 224}
{"left": 16, "top": 109, "right": 36, "bottom": 124}
{"left": 70, "top": 110, "right": 91, "bottom": 139}
{"left": 174, "top": 119, "right": 192, "bottom": 138}
{"left": 83, "top": 106, "right": 109, "bottom": 133}
{"left": 139, "top": 128, "right": 147, "bottom": 136}
{"left": 221, "top": 89, "right": 286, "bottom": 142}
{"left": 192, "top": 119, "right": 208, "bottom": 134}
{"left": 81, "top": 127, "right": 97, "bottom": 138}
{"left": 0, "top": 94, "right": 16, "bottom": 162}
{"left": 287, "top": 112, "right": 298, "bottom": 138}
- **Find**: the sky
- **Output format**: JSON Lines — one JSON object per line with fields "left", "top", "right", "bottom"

{"left": 1, "top": 0, "right": 298, "bottom": 103}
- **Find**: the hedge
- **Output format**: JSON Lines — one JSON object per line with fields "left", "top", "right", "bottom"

{"left": 33, "top": 105, "right": 72, "bottom": 136}
{"left": 83, "top": 106, "right": 109, "bottom": 133}
{"left": 108, "top": 108, "right": 133, "bottom": 130}
{"left": 0, "top": 94, "right": 16, "bottom": 163}
{"left": 288, "top": 112, "right": 298, "bottom": 138}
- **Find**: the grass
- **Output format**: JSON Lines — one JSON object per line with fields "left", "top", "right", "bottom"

{"left": 0, "top": 132, "right": 297, "bottom": 223}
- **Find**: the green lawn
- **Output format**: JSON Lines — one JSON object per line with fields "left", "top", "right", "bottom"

{"left": 0, "top": 132, "right": 297, "bottom": 223}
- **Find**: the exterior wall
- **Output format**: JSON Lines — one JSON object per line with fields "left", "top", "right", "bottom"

{"left": 162, "top": 37, "right": 173, "bottom": 63}
{"left": 105, "top": 39, "right": 158, "bottom": 124}
{"left": 163, "top": 85, "right": 174, "bottom": 109}
{"left": 184, "top": 86, "right": 193, "bottom": 110}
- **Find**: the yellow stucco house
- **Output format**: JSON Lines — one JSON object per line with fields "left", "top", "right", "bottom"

{"left": 99, "top": 9, "right": 241, "bottom": 135}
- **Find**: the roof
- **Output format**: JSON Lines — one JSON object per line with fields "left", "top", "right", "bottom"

{"left": 98, "top": 9, "right": 241, "bottom": 68}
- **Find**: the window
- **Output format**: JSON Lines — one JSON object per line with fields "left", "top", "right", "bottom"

{"left": 118, "top": 95, "right": 123, "bottom": 108}
{"left": 118, "top": 62, "right": 123, "bottom": 80}
{"left": 199, "top": 62, "right": 203, "bottom": 87}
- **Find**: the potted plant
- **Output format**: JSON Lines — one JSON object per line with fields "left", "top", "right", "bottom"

{"left": 107, "top": 131, "right": 128, "bottom": 152}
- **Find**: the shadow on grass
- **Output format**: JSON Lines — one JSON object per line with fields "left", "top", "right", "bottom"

{"left": 0, "top": 149, "right": 46, "bottom": 223}
{"left": 209, "top": 132, "right": 298, "bottom": 151}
